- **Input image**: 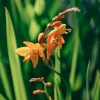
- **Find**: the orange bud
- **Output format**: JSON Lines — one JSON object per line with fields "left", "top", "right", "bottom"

{"left": 52, "top": 16, "right": 58, "bottom": 22}
{"left": 40, "top": 77, "right": 44, "bottom": 81}
{"left": 51, "top": 21, "right": 62, "bottom": 27}
{"left": 33, "top": 90, "right": 45, "bottom": 94}
{"left": 44, "top": 82, "right": 52, "bottom": 87}
{"left": 29, "top": 78, "right": 41, "bottom": 82}
{"left": 47, "top": 23, "right": 52, "bottom": 28}
{"left": 58, "top": 13, "right": 65, "bottom": 20}
{"left": 29, "top": 77, "right": 44, "bottom": 82}
{"left": 38, "top": 33, "right": 45, "bottom": 43}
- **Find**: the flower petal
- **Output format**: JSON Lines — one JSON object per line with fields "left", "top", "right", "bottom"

{"left": 23, "top": 55, "right": 31, "bottom": 62}
{"left": 59, "top": 36, "right": 65, "bottom": 44}
{"left": 47, "top": 41, "right": 57, "bottom": 61}
{"left": 47, "top": 29, "right": 58, "bottom": 38}
{"left": 16, "top": 47, "right": 30, "bottom": 57}
{"left": 58, "top": 24, "right": 66, "bottom": 34}
{"left": 23, "top": 41, "right": 34, "bottom": 49}
{"left": 31, "top": 55, "right": 39, "bottom": 67}
{"left": 39, "top": 50, "right": 45, "bottom": 61}
{"left": 36, "top": 43, "right": 46, "bottom": 51}
{"left": 58, "top": 37, "right": 65, "bottom": 49}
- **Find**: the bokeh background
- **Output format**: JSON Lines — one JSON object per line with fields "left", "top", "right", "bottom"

{"left": 0, "top": 0, "right": 100, "bottom": 100}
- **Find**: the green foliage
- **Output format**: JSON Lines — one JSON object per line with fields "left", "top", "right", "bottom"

{"left": 5, "top": 7, "right": 28, "bottom": 100}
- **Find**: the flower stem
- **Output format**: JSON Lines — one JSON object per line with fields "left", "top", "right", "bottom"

{"left": 44, "top": 60, "right": 71, "bottom": 100}
{"left": 44, "top": 61, "right": 69, "bottom": 90}
{"left": 42, "top": 81, "right": 52, "bottom": 100}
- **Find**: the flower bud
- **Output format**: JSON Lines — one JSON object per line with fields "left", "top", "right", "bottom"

{"left": 51, "top": 21, "right": 62, "bottom": 27}
{"left": 52, "top": 16, "right": 58, "bottom": 22}
{"left": 47, "top": 23, "right": 52, "bottom": 28}
{"left": 40, "top": 77, "right": 44, "bottom": 81}
{"left": 29, "top": 77, "right": 44, "bottom": 82}
{"left": 58, "top": 13, "right": 65, "bottom": 20}
{"left": 44, "top": 82, "right": 52, "bottom": 87}
{"left": 33, "top": 90, "right": 45, "bottom": 94}
{"left": 38, "top": 33, "right": 45, "bottom": 43}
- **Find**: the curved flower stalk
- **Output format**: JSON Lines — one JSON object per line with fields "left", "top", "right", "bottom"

{"left": 16, "top": 7, "right": 80, "bottom": 67}
{"left": 16, "top": 7, "right": 80, "bottom": 99}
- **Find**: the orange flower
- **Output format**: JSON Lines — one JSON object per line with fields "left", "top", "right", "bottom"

{"left": 47, "top": 24, "right": 69, "bottom": 61}
{"left": 16, "top": 41, "right": 46, "bottom": 67}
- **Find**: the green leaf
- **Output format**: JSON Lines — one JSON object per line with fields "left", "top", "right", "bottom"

{"left": 0, "top": 93, "right": 6, "bottom": 100}
{"left": 92, "top": 71, "right": 100, "bottom": 100}
{"left": 34, "top": 0, "right": 45, "bottom": 15}
{"left": 5, "top": 7, "right": 28, "bottom": 100}
{"left": 0, "top": 1, "right": 13, "bottom": 99}
{"left": 54, "top": 47, "right": 63, "bottom": 100}
{"left": 29, "top": 19, "right": 40, "bottom": 41}
{"left": 69, "top": 13, "right": 82, "bottom": 91}
{"left": 0, "top": 50, "right": 13, "bottom": 100}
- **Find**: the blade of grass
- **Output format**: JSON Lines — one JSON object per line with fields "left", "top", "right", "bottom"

{"left": 29, "top": 19, "right": 40, "bottom": 41}
{"left": 92, "top": 71, "right": 100, "bottom": 100}
{"left": 54, "top": 47, "right": 63, "bottom": 100}
{"left": 34, "top": 0, "right": 45, "bottom": 15}
{"left": 94, "top": 79, "right": 100, "bottom": 100}
{"left": 69, "top": 0, "right": 82, "bottom": 91}
{"left": 89, "top": 38, "right": 99, "bottom": 78}
{"left": 0, "top": 50, "right": 13, "bottom": 100}
{"left": 0, "top": 93, "right": 6, "bottom": 100}
{"left": 5, "top": 7, "right": 28, "bottom": 100}
{"left": 86, "top": 60, "right": 90, "bottom": 100}
{"left": 69, "top": 13, "right": 82, "bottom": 91}
{"left": 0, "top": 1, "right": 13, "bottom": 99}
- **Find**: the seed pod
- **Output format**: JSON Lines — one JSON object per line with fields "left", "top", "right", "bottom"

{"left": 44, "top": 82, "right": 52, "bottom": 87}
{"left": 38, "top": 33, "right": 45, "bottom": 43}
{"left": 33, "top": 90, "right": 45, "bottom": 94}
{"left": 51, "top": 21, "right": 62, "bottom": 27}
{"left": 52, "top": 16, "right": 58, "bottom": 22}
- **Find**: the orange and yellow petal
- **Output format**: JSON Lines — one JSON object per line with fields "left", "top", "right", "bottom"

{"left": 23, "top": 41, "right": 35, "bottom": 49}
{"left": 23, "top": 55, "right": 31, "bottom": 62}
{"left": 36, "top": 43, "right": 47, "bottom": 51}
{"left": 16, "top": 47, "right": 30, "bottom": 57}
{"left": 58, "top": 36, "right": 65, "bottom": 49}
{"left": 47, "top": 29, "right": 58, "bottom": 38}
{"left": 47, "top": 42, "right": 57, "bottom": 61}
{"left": 39, "top": 50, "right": 45, "bottom": 61}
{"left": 58, "top": 24, "right": 66, "bottom": 34}
{"left": 31, "top": 55, "right": 39, "bottom": 67}
{"left": 59, "top": 36, "right": 65, "bottom": 44}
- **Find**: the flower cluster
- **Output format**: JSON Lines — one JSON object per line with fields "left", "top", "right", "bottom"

{"left": 16, "top": 7, "right": 80, "bottom": 67}
{"left": 16, "top": 23, "right": 70, "bottom": 67}
{"left": 16, "top": 7, "right": 80, "bottom": 99}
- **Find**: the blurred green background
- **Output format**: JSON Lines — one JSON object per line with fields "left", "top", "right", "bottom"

{"left": 0, "top": 0, "right": 100, "bottom": 100}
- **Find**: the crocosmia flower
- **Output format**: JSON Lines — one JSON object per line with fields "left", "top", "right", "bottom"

{"left": 47, "top": 24, "right": 68, "bottom": 61}
{"left": 16, "top": 41, "right": 46, "bottom": 67}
